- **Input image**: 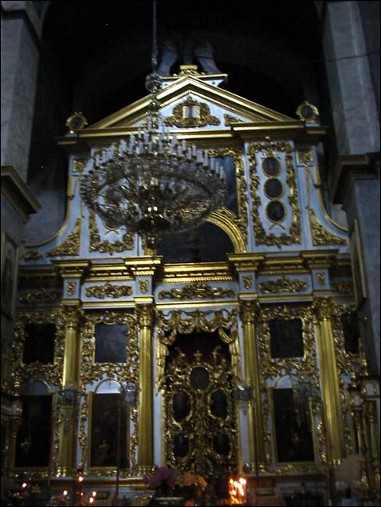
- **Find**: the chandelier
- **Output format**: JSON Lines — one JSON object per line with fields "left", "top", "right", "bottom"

{"left": 81, "top": 2, "right": 226, "bottom": 249}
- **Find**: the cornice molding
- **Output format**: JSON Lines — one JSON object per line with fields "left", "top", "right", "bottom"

{"left": 330, "top": 153, "right": 380, "bottom": 206}
{"left": 1, "top": 166, "right": 41, "bottom": 222}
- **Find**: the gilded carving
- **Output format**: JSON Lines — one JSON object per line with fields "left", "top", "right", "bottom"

{"left": 257, "top": 304, "right": 320, "bottom": 465}
{"left": 334, "top": 281, "right": 353, "bottom": 294}
{"left": 78, "top": 398, "right": 88, "bottom": 471}
{"left": 136, "top": 305, "right": 154, "bottom": 328}
{"left": 72, "top": 159, "right": 87, "bottom": 173}
{"left": 47, "top": 219, "right": 81, "bottom": 257}
{"left": 139, "top": 280, "right": 149, "bottom": 294}
{"left": 63, "top": 305, "right": 82, "bottom": 327}
{"left": 156, "top": 309, "right": 240, "bottom": 388}
{"left": 22, "top": 250, "right": 43, "bottom": 261}
{"left": 66, "top": 282, "right": 77, "bottom": 295}
{"left": 164, "top": 97, "right": 220, "bottom": 128}
{"left": 85, "top": 283, "right": 133, "bottom": 299}
{"left": 296, "top": 150, "right": 314, "bottom": 164}
{"left": 158, "top": 282, "right": 235, "bottom": 300}
{"left": 309, "top": 210, "right": 347, "bottom": 246}
{"left": 163, "top": 347, "right": 238, "bottom": 478}
{"left": 313, "top": 298, "right": 332, "bottom": 320}
{"left": 89, "top": 211, "right": 134, "bottom": 253}
{"left": 316, "top": 272, "right": 326, "bottom": 286}
{"left": 11, "top": 310, "right": 66, "bottom": 395}
{"left": 243, "top": 276, "right": 253, "bottom": 289}
{"left": 330, "top": 304, "right": 367, "bottom": 454}
{"left": 18, "top": 288, "right": 61, "bottom": 304}
{"left": 249, "top": 141, "right": 294, "bottom": 155}
{"left": 239, "top": 300, "right": 260, "bottom": 324}
{"left": 259, "top": 276, "right": 308, "bottom": 294}
{"left": 80, "top": 311, "right": 139, "bottom": 386}
{"left": 248, "top": 143, "right": 301, "bottom": 246}
{"left": 224, "top": 114, "right": 244, "bottom": 126}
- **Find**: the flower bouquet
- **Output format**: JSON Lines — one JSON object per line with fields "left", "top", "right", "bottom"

{"left": 178, "top": 471, "right": 207, "bottom": 504}
{"left": 143, "top": 466, "right": 180, "bottom": 497}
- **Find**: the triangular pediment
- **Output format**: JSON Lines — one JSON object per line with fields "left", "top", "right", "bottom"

{"left": 88, "top": 72, "right": 295, "bottom": 132}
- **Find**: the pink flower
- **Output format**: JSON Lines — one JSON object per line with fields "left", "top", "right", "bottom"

{"left": 143, "top": 466, "right": 180, "bottom": 490}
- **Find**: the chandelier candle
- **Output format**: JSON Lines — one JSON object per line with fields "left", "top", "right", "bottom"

{"left": 81, "top": 114, "right": 226, "bottom": 249}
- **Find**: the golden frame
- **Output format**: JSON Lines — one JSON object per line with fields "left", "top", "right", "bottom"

{"left": 1, "top": 229, "right": 19, "bottom": 318}
{"left": 350, "top": 219, "right": 367, "bottom": 308}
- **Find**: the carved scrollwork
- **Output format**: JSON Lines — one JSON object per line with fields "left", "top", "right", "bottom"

{"left": 333, "top": 281, "right": 353, "bottom": 294}
{"left": 80, "top": 312, "right": 139, "bottom": 384}
{"left": 156, "top": 309, "right": 240, "bottom": 389}
{"left": 243, "top": 276, "right": 253, "bottom": 289}
{"left": 72, "top": 159, "right": 87, "bottom": 173}
{"left": 47, "top": 219, "right": 81, "bottom": 257}
{"left": 11, "top": 310, "right": 66, "bottom": 394}
{"left": 164, "top": 98, "right": 220, "bottom": 128}
{"left": 309, "top": 210, "right": 347, "bottom": 246}
{"left": 89, "top": 211, "right": 134, "bottom": 253}
{"left": 158, "top": 282, "right": 235, "bottom": 300}
{"left": 259, "top": 276, "right": 308, "bottom": 294}
{"left": 139, "top": 280, "right": 148, "bottom": 294}
{"left": 224, "top": 114, "right": 244, "bottom": 126}
{"left": 163, "top": 346, "right": 238, "bottom": 478}
{"left": 239, "top": 300, "right": 260, "bottom": 324}
{"left": 85, "top": 283, "right": 133, "bottom": 299}
{"left": 67, "top": 282, "right": 77, "bottom": 295}
{"left": 22, "top": 250, "right": 43, "bottom": 261}
{"left": 18, "top": 288, "right": 62, "bottom": 305}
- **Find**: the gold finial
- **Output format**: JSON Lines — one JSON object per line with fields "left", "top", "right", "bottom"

{"left": 65, "top": 112, "right": 88, "bottom": 135}
{"left": 296, "top": 101, "right": 319, "bottom": 123}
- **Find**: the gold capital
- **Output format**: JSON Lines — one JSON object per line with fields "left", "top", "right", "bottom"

{"left": 240, "top": 300, "right": 259, "bottom": 324}
{"left": 313, "top": 298, "right": 332, "bottom": 320}
{"left": 136, "top": 304, "right": 154, "bottom": 328}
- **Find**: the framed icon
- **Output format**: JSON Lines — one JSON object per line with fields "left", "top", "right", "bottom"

{"left": 1, "top": 230, "right": 19, "bottom": 318}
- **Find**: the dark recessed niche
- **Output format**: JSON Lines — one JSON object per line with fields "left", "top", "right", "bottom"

{"left": 15, "top": 395, "right": 52, "bottom": 467}
{"left": 341, "top": 312, "right": 360, "bottom": 354}
{"left": 273, "top": 388, "right": 314, "bottom": 463}
{"left": 23, "top": 323, "right": 56, "bottom": 364}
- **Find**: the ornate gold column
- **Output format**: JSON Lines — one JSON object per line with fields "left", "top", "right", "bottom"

{"left": 314, "top": 298, "right": 345, "bottom": 462}
{"left": 240, "top": 300, "right": 264, "bottom": 468}
{"left": 53, "top": 261, "right": 88, "bottom": 477}
{"left": 136, "top": 302, "right": 154, "bottom": 471}
{"left": 56, "top": 306, "right": 81, "bottom": 476}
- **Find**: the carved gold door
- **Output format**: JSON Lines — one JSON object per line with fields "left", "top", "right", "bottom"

{"left": 164, "top": 345, "right": 238, "bottom": 480}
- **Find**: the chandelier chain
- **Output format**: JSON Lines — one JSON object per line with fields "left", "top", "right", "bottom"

{"left": 80, "top": 0, "right": 227, "bottom": 250}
